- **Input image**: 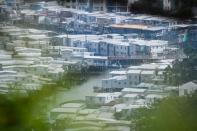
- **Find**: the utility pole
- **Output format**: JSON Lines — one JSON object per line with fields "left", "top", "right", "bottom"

{"left": 87, "top": 0, "right": 90, "bottom": 12}
{"left": 66, "top": 24, "right": 69, "bottom": 46}
{"left": 75, "top": 0, "right": 78, "bottom": 9}
{"left": 116, "top": 0, "right": 117, "bottom": 12}
{"left": 103, "top": 0, "right": 107, "bottom": 12}
{"left": 127, "top": 0, "right": 129, "bottom": 12}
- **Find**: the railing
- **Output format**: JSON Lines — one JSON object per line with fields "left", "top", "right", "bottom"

{"left": 108, "top": 55, "right": 159, "bottom": 60}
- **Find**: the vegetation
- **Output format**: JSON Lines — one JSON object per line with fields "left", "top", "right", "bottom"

{"left": 130, "top": 46, "right": 197, "bottom": 131}
{"left": 55, "top": 71, "right": 88, "bottom": 89}
{"left": 130, "top": 93, "right": 197, "bottom": 131}
{"left": 130, "top": 0, "right": 196, "bottom": 19}
{"left": 0, "top": 86, "right": 53, "bottom": 131}
{"left": 0, "top": 71, "right": 88, "bottom": 131}
{"left": 164, "top": 47, "right": 197, "bottom": 86}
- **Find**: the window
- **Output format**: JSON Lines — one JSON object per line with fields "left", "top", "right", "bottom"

{"left": 129, "top": 76, "right": 132, "bottom": 79}
{"left": 184, "top": 89, "right": 188, "bottom": 95}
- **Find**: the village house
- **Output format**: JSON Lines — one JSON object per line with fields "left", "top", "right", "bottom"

{"left": 179, "top": 81, "right": 197, "bottom": 96}
{"left": 102, "top": 75, "right": 127, "bottom": 91}
{"left": 86, "top": 92, "right": 122, "bottom": 106}
{"left": 121, "top": 88, "right": 146, "bottom": 96}
{"left": 122, "top": 93, "right": 140, "bottom": 104}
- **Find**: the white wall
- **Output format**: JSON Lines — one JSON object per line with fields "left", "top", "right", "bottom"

{"left": 127, "top": 73, "right": 140, "bottom": 87}
{"left": 102, "top": 76, "right": 127, "bottom": 89}
{"left": 179, "top": 86, "right": 197, "bottom": 96}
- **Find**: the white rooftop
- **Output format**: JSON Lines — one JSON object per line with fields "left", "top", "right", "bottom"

{"left": 61, "top": 103, "right": 84, "bottom": 108}
{"left": 123, "top": 93, "right": 139, "bottom": 98}
{"left": 127, "top": 70, "right": 141, "bottom": 74}
{"left": 141, "top": 70, "right": 155, "bottom": 75}
{"left": 180, "top": 81, "right": 197, "bottom": 90}
{"left": 84, "top": 55, "right": 108, "bottom": 60}
{"left": 113, "top": 103, "right": 145, "bottom": 112}
{"left": 109, "top": 70, "right": 127, "bottom": 75}
{"left": 96, "top": 92, "right": 122, "bottom": 97}
{"left": 51, "top": 107, "right": 79, "bottom": 114}
{"left": 104, "top": 75, "right": 127, "bottom": 81}
{"left": 146, "top": 94, "right": 165, "bottom": 99}
{"left": 122, "top": 88, "right": 147, "bottom": 93}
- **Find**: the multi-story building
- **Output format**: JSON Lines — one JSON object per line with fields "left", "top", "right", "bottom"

{"left": 86, "top": 92, "right": 122, "bottom": 106}
{"left": 166, "top": 24, "right": 197, "bottom": 48}
{"left": 127, "top": 69, "right": 141, "bottom": 86}
{"left": 63, "top": 0, "right": 106, "bottom": 12}
{"left": 106, "top": 0, "right": 140, "bottom": 12}
{"left": 4, "top": 0, "right": 24, "bottom": 7}
{"left": 63, "top": 0, "right": 136, "bottom": 12}
{"left": 102, "top": 75, "right": 127, "bottom": 91}
{"left": 162, "top": 0, "right": 177, "bottom": 11}
{"left": 54, "top": 34, "right": 151, "bottom": 59}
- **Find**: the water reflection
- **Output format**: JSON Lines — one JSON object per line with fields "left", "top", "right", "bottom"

{"left": 55, "top": 71, "right": 110, "bottom": 104}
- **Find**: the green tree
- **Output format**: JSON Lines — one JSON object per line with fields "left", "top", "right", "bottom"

{"left": 0, "top": 71, "right": 88, "bottom": 131}
{"left": 164, "top": 47, "right": 197, "bottom": 86}
{"left": 131, "top": 93, "right": 197, "bottom": 131}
